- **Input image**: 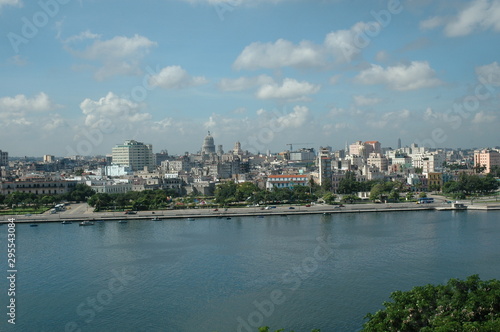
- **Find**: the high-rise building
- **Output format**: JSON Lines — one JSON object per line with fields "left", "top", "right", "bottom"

{"left": 0, "top": 149, "right": 8, "bottom": 166}
{"left": 318, "top": 148, "right": 332, "bottom": 186}
{"left": 397, "top": 138, "right": 402, "bottom": 149}
{"left": 474, "top": 149, "right": 500, "bottom": 173}
{"left": 201, "top": 132, "right": 216, "bottom": 154}
{"left": 43, "top": 155, "right": 55, "bottom": 163}
{"left": 111, "top": 140, "right": 154, "bottom": 171}
{"left": 364, "top": 141, "right": 382, "bottom": 155}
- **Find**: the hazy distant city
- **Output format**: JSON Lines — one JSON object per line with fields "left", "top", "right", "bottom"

{"left": 1, "top": 134, "right": 499, "bottom": 198}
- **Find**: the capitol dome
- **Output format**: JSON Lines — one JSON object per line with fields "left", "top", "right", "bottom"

{"left": 201, "top": 131, "right": 216, "bottom": 154}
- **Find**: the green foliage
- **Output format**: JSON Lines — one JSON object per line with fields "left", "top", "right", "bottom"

{"left": 490, "top": 165, "right": 500, "bottom": 177}
{"left": 362, "top": 275, "right": 500, "bottom": 331}
{"left": 322, "top": 192, "right": 337, "bottom": 205}
{"left": 341, "top": 194, "right": 361, "bottom": 204}
{"left": 68, "top": 183, "right": 95, "bottom": 202}
{"left": 87, "top": 189, "right": 177, "bottom": 211}
{"left": 443, "top": 174, "right": 499, "bottom": 196}
{"left": 215, "top": 181, "right": 316, "bottom": 205}
{"left": 337, "top": 171, "right": 359, "bottom": 194}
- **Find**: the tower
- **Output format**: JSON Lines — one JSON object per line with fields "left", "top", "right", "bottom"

{"left": 398, "top": 138, "right": 402, "bottom": 149}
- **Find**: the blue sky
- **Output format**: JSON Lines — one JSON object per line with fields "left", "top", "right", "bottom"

{"left": 0, "top": 0, "right": 499, "bottom": 157}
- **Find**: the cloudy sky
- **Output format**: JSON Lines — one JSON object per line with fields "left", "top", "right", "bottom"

{"left": 1, "top": 0, "right": 499, "bottom": 157}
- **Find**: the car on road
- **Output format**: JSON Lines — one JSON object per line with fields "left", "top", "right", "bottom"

{"left": 288, "top": 207, "right": 295, "bottom": 209}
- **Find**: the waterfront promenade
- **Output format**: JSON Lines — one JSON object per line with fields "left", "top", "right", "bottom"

{"left": 1, "top": 200, "right": 499, "bottom": 224}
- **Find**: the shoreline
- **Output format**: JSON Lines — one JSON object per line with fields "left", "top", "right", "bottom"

{"left": 1, "top": 202, "right": 499, "bottom": 224}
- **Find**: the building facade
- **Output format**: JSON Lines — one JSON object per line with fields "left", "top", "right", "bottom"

{"left": 111, "top": 140, "right": 154, "bottom": 171}
{"left": 474, "top": 149, "right": 500, "bottom": 173}
{"left": 0, "top": 179, "right": 78, "bottom": 195}
{"left": 266, "top": 175, "right": 309, "bottom": 190}
{"left": 0, "top": 150, "right": 8, "bottom": 167}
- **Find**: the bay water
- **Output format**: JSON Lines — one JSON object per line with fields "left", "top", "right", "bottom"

{"left": 1, "top": 210, "right": 499, "bottom": 331}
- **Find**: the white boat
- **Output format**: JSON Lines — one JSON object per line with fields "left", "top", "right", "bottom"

{"left": 152, "top": 217, "right": 161, "bottom": 221}
{"left": 79, "top": 221, "right": 94, "bottom": 226}
{"left": 118, "top": 220, "right": 128, "bottom": 223}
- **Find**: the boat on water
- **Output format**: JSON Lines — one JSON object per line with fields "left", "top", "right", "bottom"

{"left": 30, "top": 224, "right": 38, "bottom": 227}
{"left": 118, "top": 220, "right": 128, "bottom": 223}
{"left": 226, "top": 217, "right": 232, "bottom": 220}
{"left": 61, "top": 220, "right": 72, "bottom": 224}
{"left": 79, "top": 221, "right": 95, "bottom": 226}
{"left": 435, "top": 202, "right": 468, "bottom": 211}
{"left": 152, "top": 217, "right": 161, "bottom": 221}
{"left": 186, "top": 218, "right": 195, "bottom": 221}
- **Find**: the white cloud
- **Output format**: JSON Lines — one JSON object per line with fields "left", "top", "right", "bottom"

{"left": 368, "top": 109, "right": 411, "bottom": 129}
{"left": 472, "top": 110, "right": 497, "bottom": 123}
{"left": 353, "top": 95, "right": 382, "bottom": 106}
{"left": 256, "top": 78, "right": 320, "bottom": 101}
{"left": 475, "top": 61, "right": 500, "bottom": 86}
{"left": 0, "top": 0, "right": 22, "bottom": 11}
{"left": 42, "top": 115, "right": 66, "bottom": 131}
{"left": 233, "top": 39, "right": 324, "bottom": 70}
{"left": 65, "top": 33, "right": 157, "bottom": 80}
{"left": 274, "top": 105, "right": 311, "bottom": 129}
{"left": 149, "top": 66, "right": 208, "bottom": 89}
{"left": 420, "top": 16, "right": 445, "bottom": 30}
{"left": 233, "top": 22, "right": 373, "bottom": 70}
{"left": 355, "top": 61, "right": 442, "bottom": 91}
{"left": 218, "top": 75, "right": 274, "bottom": 91}
{"left": 80, "top": 92, "right": 151, "bottom": 128}
{"left": 444, "top": 0, "right": 500, "bottom": 36}
{"left": 0, "top": 93, "right": 60, "bottom": 128}
{"left": 324, "top": 22, "right": 375, "bottom": 63}
{"left": 0, "top": 92, "right": 57, "bottom": 113}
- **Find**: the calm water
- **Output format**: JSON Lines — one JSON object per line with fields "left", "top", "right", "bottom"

{"left": 1, "top": 211, "right": 500, "bottom": 332}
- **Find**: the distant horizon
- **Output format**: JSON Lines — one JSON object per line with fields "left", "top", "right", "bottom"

{"left": 5, "top": 141, "right": 499, "bottom": 160}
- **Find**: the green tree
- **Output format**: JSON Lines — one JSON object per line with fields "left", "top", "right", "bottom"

{"left": 70, "top": 184, "right": 95, "bottom": 202}
{"left": 363, "top": 275, "right": 500, "bottom": 331}
{"left": 338, "top": 171, "right": 359, "bottom": 195}
{"left": 369, "top": 183, "right": 385, "bottom": 202}
{"left": 341, "top": 194, "right": 360, "bottom": 204}
{"left": 388, "top": 190, "right": 400, "bottom": 202}
{"left": 323, "top": 192, "right": 337, "bottom": 205}
{"left": 490, "top": 165, "right": 500, "bottom": 177}
{"left": 215, "top": 181, "right": 238, "bottom": 204}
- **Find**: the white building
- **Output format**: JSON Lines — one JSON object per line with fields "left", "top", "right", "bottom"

{"left": 111, "top": 140, "right": 154, "bottom": 171}
{"left": 266, "top": 175, "right": 309, "bottom": 190}
{"left": 104, "top": 165, "right": 133, "bottom": 177}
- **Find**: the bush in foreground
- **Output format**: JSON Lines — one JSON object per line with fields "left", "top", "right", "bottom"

{"left": 362, "top": 275, "right": 500, "bottom": 331}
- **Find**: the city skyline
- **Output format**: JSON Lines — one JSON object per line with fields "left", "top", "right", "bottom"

{"left": 1, "top": 0, "right": 499, "bottom": 156}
